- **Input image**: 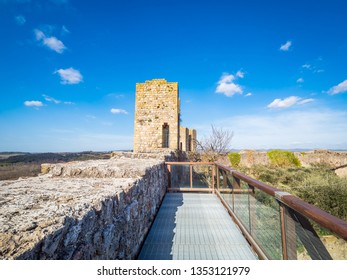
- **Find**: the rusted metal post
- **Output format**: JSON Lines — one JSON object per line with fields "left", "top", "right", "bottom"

{"left": 283, "top": 206, "right": 298, "bottom": 260}
{"left": 167, "top": 164, "right": 171, "bottom": 189}
{"left": 248, "top": 184, "right": 256, "bottom": 235}
{"left": 190, "top": 164, "right": 193, "bottom": 189}
{"left": 212, "top": 165, "right": 215, "bottom": 193}
{"left": 279, "top": 203, "right": 289, "bottom": 260}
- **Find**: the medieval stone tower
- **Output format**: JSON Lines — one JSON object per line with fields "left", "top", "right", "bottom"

{"left": 133, "top": 79, "right": 196, "bottom": 153}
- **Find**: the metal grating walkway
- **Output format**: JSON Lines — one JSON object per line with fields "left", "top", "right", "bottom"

{"left": 138, "top": 193, "right": 258, "bottom": 260}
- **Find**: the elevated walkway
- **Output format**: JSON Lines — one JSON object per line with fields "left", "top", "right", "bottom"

{"left": 138, "top": 162, "right": 347, "bottom": 260}
{"left": 138, "top": 193, "right": 257, "bottom": 260}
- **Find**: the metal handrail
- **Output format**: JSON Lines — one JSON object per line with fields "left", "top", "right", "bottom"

{"left": 215, "top": 162, "right": 347, "bottom": 240}
{"left": 165, "top": 161, "right": 347, "bottom": 259}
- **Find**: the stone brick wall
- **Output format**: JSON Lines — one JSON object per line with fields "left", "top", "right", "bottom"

{"left": 0, "top": 157, "right": 169, "bottom": 260}
{"left": 180, "top": 127, "right": 189, "bottom": 151}
{"left": 134, "top": 79, "right": 179, "bottom": 153}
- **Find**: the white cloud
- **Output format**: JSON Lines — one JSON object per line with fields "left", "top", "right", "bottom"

{"left": 296, "top": 78, "right": 304, "bottom": 83}
{"left": 24, "top": 100, "right": 43, "bottom": 107}
{"left": 302, "top": 64, "right": 311, "bottom": 69}
{"left": 55, "top": 68, "right": 83, "bottom": 84}
{"left": 15, "top": 15, "right": 26, "bottom": 25}
{"left": 280, "top": 40, "right": 292, "bottom": 51}
{"left": 34, "top": 29, "right": 66, "bottom": 53}
{"left": 327, "top": 79, "right": 347, "bottom": 95}
{"left": 43, "top": 94, "right": 60, "bottom": 104}
{"left": 64, "top": 101, "right": 74, "bottom": 105}
{"left": 236, "top": 70, "right": 245, "bottom": 78}
{"left": 215, "top": 72, "right": 244, "bottom": 97}
{"left": 110, "top": 108, "right": 128, "bottom": 114}
{"left": 298, "top": 98, "right": 314, "bottom": 105}
{"left": 245, "top": 93, "right": 252, "bottom": 97}
{"left": 267, "top": 96, "right": 314, "bottom": 109}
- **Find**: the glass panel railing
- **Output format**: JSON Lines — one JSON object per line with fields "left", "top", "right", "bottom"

{"left": 252, "top": 188, "right": 283, "bottom": 259}
{"left": 233, "top": 181, "right": 251, "bottom": 232}
{"left": 169, "top": 164, "right": 190, "bottom": 188}
{"left": 192, "top": 164, "right": 212, "bottom": 188}
{"left": 283, "top": 208, "right": 346, "bottom": 260}
{"left": 168, "top": 162, "right": 347, "bottom": 259}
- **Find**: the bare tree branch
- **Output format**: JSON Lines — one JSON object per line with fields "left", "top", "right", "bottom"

{"left": 195, "top": 125, "right": 233, "bottom": 161}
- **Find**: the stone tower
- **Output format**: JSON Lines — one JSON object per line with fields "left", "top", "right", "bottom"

{"left": 133, "top": 79, "right": 196, "bottom": 153}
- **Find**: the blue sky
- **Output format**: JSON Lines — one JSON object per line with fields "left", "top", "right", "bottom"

{"left": 1, "top": 0, "right": 347, "bottom": 152}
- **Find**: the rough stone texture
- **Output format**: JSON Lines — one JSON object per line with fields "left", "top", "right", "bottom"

{"left": 295, "top": 150, "right": 347, "bottom": 168}
{"left": 133, "top": 79, "right": 196, "bottom": 153}
{"left": 0, "top": 157, "right": 168, "bottom": 260}
{"left": 236, "top": 150, "right": 347, "bottom": 175}
{"left": 239, "top": 150, "right": 270, "bottom": 167}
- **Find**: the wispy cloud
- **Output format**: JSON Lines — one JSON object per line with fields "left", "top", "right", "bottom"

{"left": 42, "top": 94, "right": 74, "bottom": 105}
{"left": 328, "top": 79, "right": 347, "bottom": 95}
{"left": 24, "top": 100, "right": 43, "bottom": 107}
{"left": 302, "top": 62, "right": 324, "bottom": 73}
{"left": 296, "top": 78, "right": 304, "bottom": 83}
{"left": 107, "top": 93, "right": 125, "bottom": 98}
{"left": 86, "top": 114, "right": 97, "bottom": 120}
{"left": 61, "top": 25, "right": 70, "bottom": 35}
{"left": 280, "top": 40, "right": 292, "bottom": 51}
{"left": 215, "top": 71, "right": 244, "bottom": 97}
{"left": 34, "top": 29, "right": 66, "bottom": 53}
{"left": 15, "top": 15, "right": 26, "bottom": 25}
{"left": 54, "top": 68, "right": 83, "bottom": 84}
{"left": 245, "top": 93, "right": 252, "bottom": 97}
{"left": 302, "top": 64, "right": 311, "bottom": 69}
{"left": 267, "top": 96, "right": 314, "bottom": 109}
{"left": 110, "top": 108, "right": 128, "bottom": 114}
{"left": 210, "top": 110, "right": 347, "bottom": 149}
{"left": 43, "top": 94, "right": 60, "bottom": 104}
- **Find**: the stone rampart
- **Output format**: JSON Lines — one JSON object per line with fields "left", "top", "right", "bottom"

{"left": 0, "top": 157, "right": 169, "bottom": 259}
{"left": 236, "top": 150, "right": 347, "bottom": 169}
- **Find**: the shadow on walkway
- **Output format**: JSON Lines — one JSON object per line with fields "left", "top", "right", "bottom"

{"left": 137, "top": 193, "right": 183, "bottom": 260}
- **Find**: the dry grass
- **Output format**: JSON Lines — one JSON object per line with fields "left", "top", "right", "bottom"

{"left": 0, "top": 163, "right": 41, "bottom": 180}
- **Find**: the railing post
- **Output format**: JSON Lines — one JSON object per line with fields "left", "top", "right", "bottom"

{"left": 190, "top": 164, "right": 193, "bottom": 189}
{"left": 248, "top": 185, "right": 256, "bottom": 235}
{"left": 212, "top": 164, "right": 215, "bottom": 193}
{"left": 283, "top": 207, "right": 298, "bottom": 260}
{"left": 279, "top": 203, "right": 289, "bottom": 260}
{"left": 167, "top": 164, "right": 171, "bottom": 190}
{"left": 216, "top": 166, "right": 220, "bottom": 190}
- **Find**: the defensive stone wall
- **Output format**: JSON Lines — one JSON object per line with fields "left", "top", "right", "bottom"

{"left": 225, "top": 150, "right": 347, "bottom": 177}
{"left": 0, "top": 156, "right": 170, "bottom": 260}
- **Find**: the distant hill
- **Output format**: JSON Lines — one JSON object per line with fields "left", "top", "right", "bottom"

{"left": 0, "top": 151, "right": 111, "bottom": 180}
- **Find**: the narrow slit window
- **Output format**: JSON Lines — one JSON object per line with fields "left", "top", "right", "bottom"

{"left": 162, "top": 123, "right": 169, "bottom": 148}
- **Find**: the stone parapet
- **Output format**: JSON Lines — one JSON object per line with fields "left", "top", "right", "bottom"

{"left": 0, "top": 157, "right": 168, "bottom": 259}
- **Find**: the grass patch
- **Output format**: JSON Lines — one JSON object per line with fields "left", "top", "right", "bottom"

{"left": 241, "top": 165, "right": 347, "bottom": 221}
{"left": 228, "top": 152, "right": 241, "bottom": 167}
{"left": 267, "top": 150, "right": 301, "bottom": 167}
